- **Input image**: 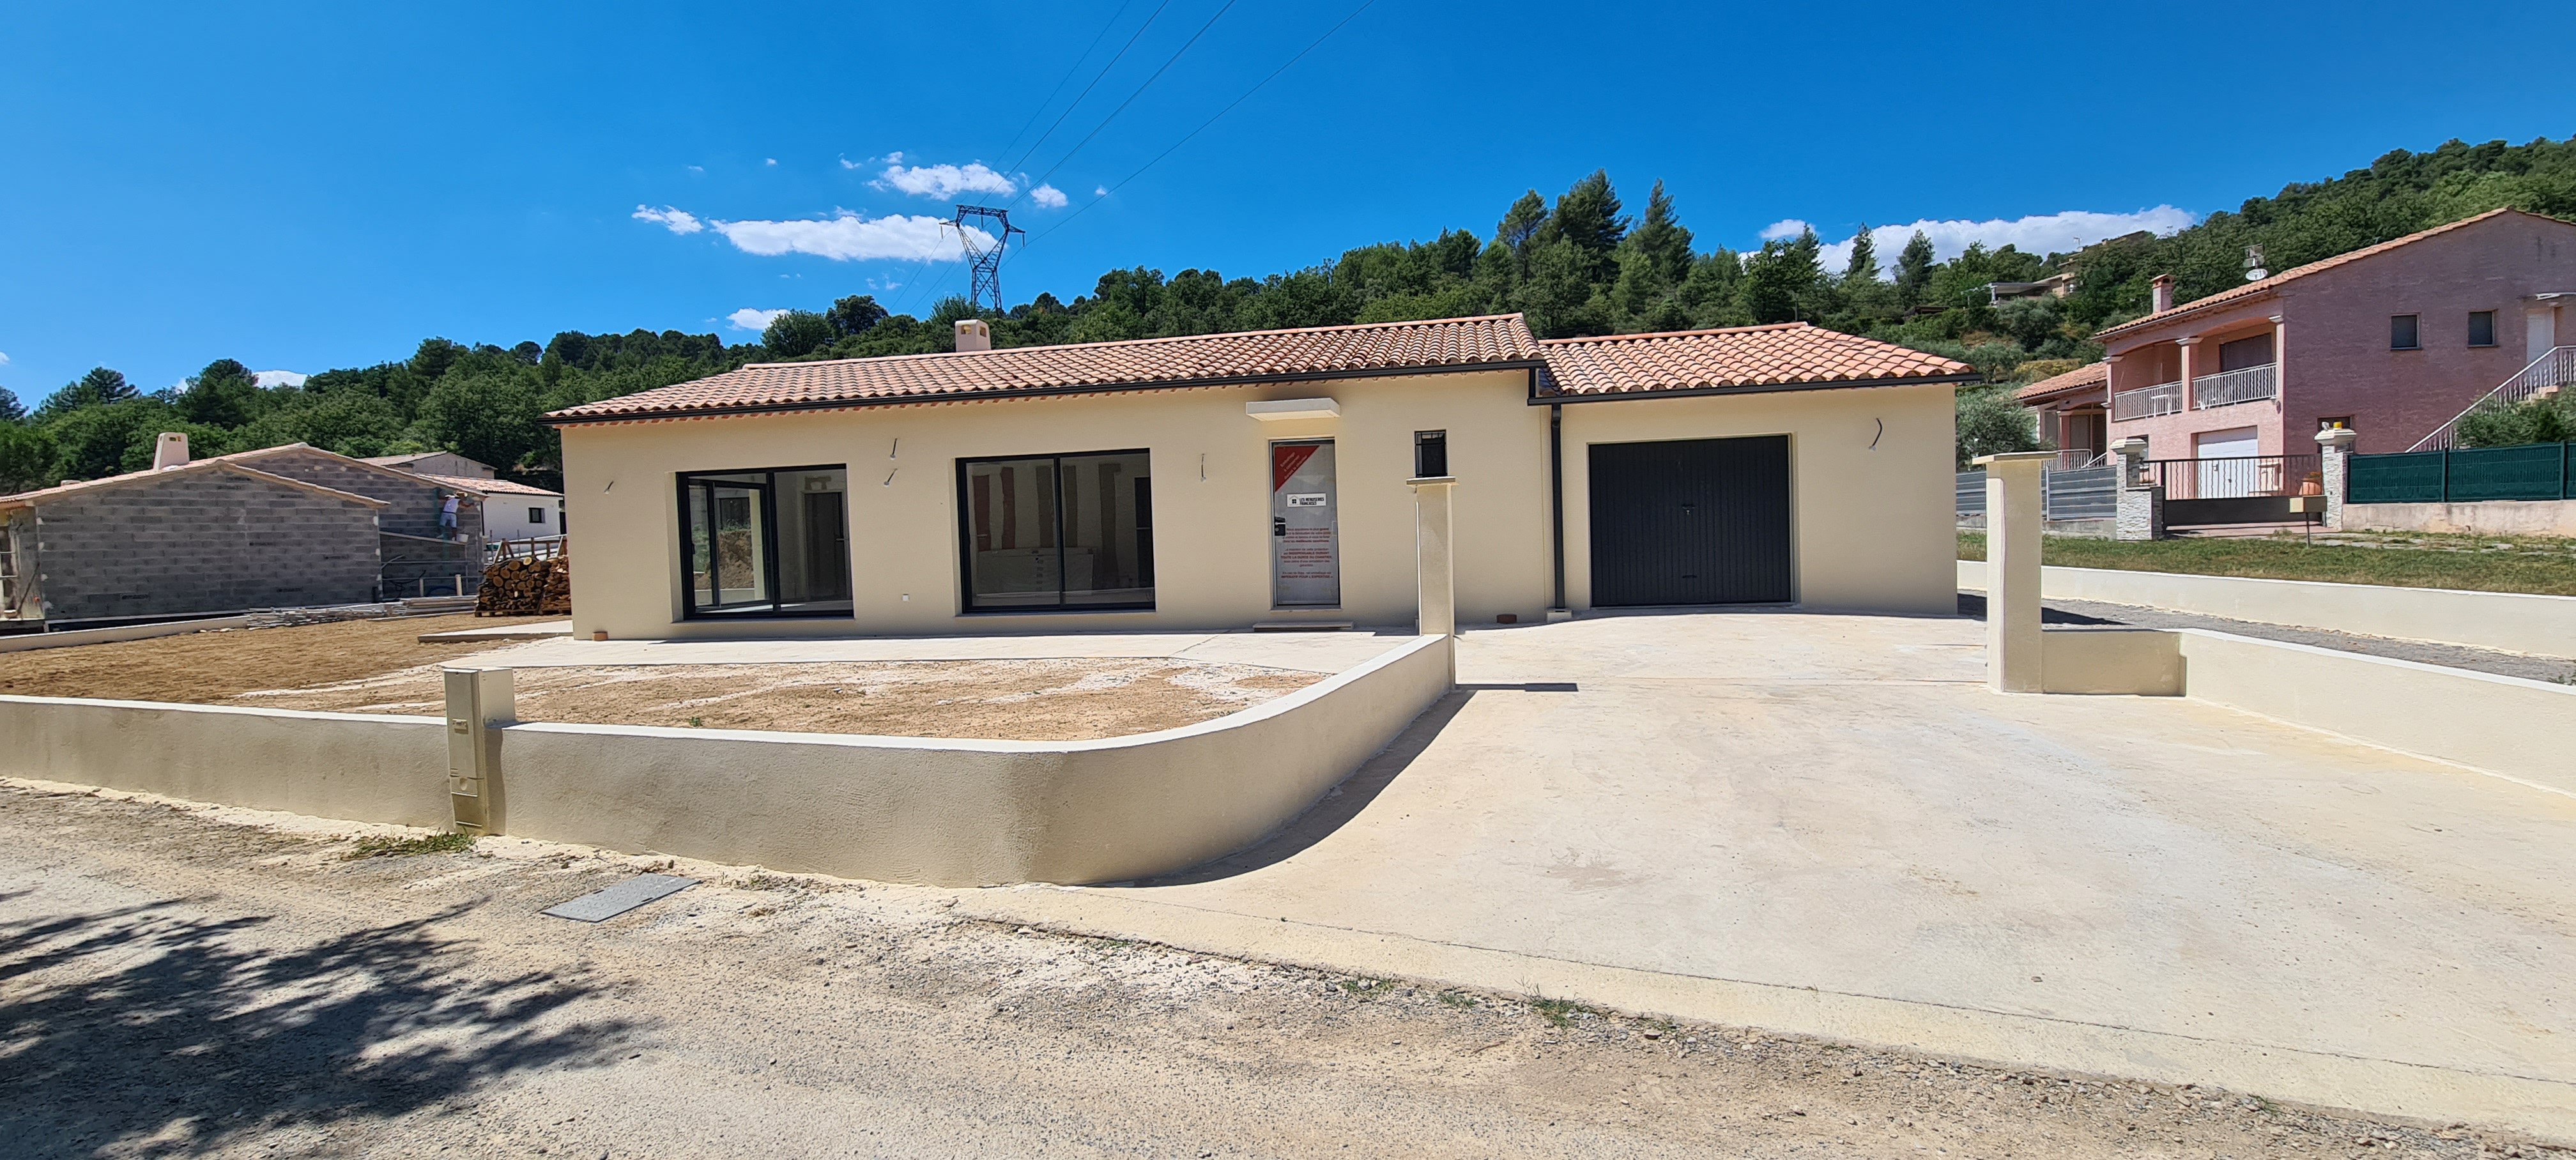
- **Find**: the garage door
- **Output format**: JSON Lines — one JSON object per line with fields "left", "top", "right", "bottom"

{"left": 1588, "top": 435, "right": 1791, "bottom": 606}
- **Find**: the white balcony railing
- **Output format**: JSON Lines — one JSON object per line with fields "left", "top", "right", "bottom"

{"left": 2112, "top": 380, "right": 2183, "bottom": 421}
{"left": 2192, "top": 363, "right": 2278, "bottom": 409}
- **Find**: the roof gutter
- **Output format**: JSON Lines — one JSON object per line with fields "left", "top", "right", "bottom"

{"left": 544, "top": 358, "right": 1552, "bottom": 428}
{"left": 1528, "top": 370, "right": 1982, "bottom": 406}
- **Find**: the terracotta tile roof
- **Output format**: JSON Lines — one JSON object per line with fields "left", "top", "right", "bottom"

{"left": 2094, "top": 208, "right": 2570, "bottom": 341}
{"left": 0, "top": 457, "right": 390, "bottom": 510}
{"left": 1535, "top": 323, "right": 1975, "bottom": 397}
{"left": 546, "top": 314, "right": 1547, "bottom": 423}
{"left": 419, "top": 472, "right": 558, "bottom": 496}
{"left": 2012, "top": 361, "right": 2108, "bottom": 402}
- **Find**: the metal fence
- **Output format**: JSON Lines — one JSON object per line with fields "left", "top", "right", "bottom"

{"left": 2349, "top": 442, "right": 2576, "bottom": 503}
{"left": 2112, "top": 381, "right": 2183, "bottom": 421}
{"left": 2190, "top": 364, "right": 2278, "bottom": 409}
{"left": 2140, "top": 454, "right": 2322, "bottom": 501}
{"left": 1955, "top": 464, "right": 2121, "bottom": 522}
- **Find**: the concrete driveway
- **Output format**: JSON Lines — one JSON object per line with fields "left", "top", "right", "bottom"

{"left": 967, "top": 611, "right": 2576, "bottom": 1140}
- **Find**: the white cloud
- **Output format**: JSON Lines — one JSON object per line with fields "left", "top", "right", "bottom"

{"left": 632, "top": 204, "right": 705, "bottom": 235}
{"left": 727, "top": 307, "right": 790, "bottom": 332}
{"left": 765, "top": 158, "right": 778, "bottom": 166}
{"left": 712, "top": 211, "right": 985, "bottom": 262}
{"left": 254, "top": 370, "right": 306, "bottom": 388}
{"left": 1030, "top": 183, "right": 1068, "bottom": 209}
{"left": 686, "top": 165, "right": 705, "bottom": 174}
{"left": 1759, "top": 219, "right": 1813, "bottom": 242}
{"left": 873, "top": 160, "right": 1016, "bottom": 199}
{"left": 0, "top": 351, "right": 10, "bottom": 366}
{"left": 1792, "top": 208, "right": 2199, "bottom": 279}
{"left": 1094, "top": 185, "right": 1108, "bottom": 197}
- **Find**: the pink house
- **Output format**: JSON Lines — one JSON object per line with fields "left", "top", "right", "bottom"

{"left": 2027, "top": 209, "right": 2576, "bottom": 471}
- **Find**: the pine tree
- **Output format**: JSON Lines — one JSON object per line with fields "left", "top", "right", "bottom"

{"left": 1612, "top": 180, "right": 1694, "bottom": 330}
{"left": 1492, "top": 190, "right": 1549, "bottom": 275}
{"left": 1894, "top": 231, "right": 1936, "bottom": 306}
{"left": 1841, "top": 226, "right": 1878, "bottom": 284}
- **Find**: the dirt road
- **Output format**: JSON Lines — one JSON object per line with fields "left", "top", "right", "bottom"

{"left": 0, "top": 782, "right": 2538, "bottom": 1159}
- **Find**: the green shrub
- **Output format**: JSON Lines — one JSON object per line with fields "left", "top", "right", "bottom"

{"left": 2455, "top": 393, "right": 2576, "bottom": 448}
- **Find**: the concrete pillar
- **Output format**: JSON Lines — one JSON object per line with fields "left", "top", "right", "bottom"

{"left": 1407, "top": 475, "right": 1457, "bottom": 683}
{"left": 1976, "top": 452, "right": 2053, "bottom": 693}
{"left": 2271, "top": 315, "right": 2287, "bottom": 404}
{"left": 2110, "top": 436, "right": 2162, "bottom": 541}
{"left": 2176, "top": 335, "right": 2200, "bottom": 412}
{"left": 2316, "top": 425, "right": 2358, "bottom": 531}
{"left": 443, "top": 667, "right": 514, "bottom": 836}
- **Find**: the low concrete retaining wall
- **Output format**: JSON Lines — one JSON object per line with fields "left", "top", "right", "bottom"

{"left": 2039, "top": 629, "right": 2182, "bottom": 695}
{"left": 0, "top": 698, "right": 451, "bottom": 826}
{"left": 1960, "top": 560, "right": 2576, "bottom": 658}
{"left": 0, "top": 614, "right": 255, "bottom": 653}
{"left": 2027, "top": 625, "right": 2576, "bottom": 794}
{"left": 2344, "top": 498, "right": 2576, "bottom": 538}
{"left": 0, "top": 635, "right": 1455, "bottom": 886}
{"left": 2172, "top": 630, "right": 2576, "bottom": 795}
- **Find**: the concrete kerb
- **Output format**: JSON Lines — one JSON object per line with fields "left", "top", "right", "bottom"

{"left": 1958, "top": 559, "right": 2576, "bottom": 659}
{"left": 0, "top": 614, "right": 256, "bottom": 653}
{"left": 956, "top": 887, "right": 2576, "bottom": 1145}
{"left": 0, "top": 634, "right": 1454, "bottom": 887}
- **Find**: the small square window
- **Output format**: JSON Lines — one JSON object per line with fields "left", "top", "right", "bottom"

{"left": 528, "top": 506, "right": 547, "bottom": 524}
{"left": 2390, "top": 314, "right": 2420, "bottom": 350}
{"left": 1413, "top": 430, "right": 1448, "bottom": 478}
{"left": 2468, "top": 310, "right": 2496, "bottom": 347}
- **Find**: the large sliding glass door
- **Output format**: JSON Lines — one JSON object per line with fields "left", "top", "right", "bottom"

{"left": 678, "top": 465, "right": 852, "bottom": 619}
{"left": 958, "top": 450, "right": 1154, "bottom": 612}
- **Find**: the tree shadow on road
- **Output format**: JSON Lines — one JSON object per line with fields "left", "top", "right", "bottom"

{"left": 0, "top": 890, "right": 637, "bottom": 1157}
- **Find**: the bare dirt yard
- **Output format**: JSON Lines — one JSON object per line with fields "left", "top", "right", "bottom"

{"left": 0, "top": 614, "right": 1322, "bottom": 740}
{"left": 2, "top": 781, "right": 2537, "bottom": 1159}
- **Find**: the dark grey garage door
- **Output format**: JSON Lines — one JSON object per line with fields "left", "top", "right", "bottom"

{"left": 1588, "top": 435, "right": 1791, "bottom": 606}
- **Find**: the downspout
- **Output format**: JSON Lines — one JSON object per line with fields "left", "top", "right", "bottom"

{"left": 1548, "top": 392, "right": 1567, "bottom": 614}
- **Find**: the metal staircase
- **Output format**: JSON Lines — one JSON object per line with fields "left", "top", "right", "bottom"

{"left": 2407, "top": 346, "right": 2576, "bottom": 451}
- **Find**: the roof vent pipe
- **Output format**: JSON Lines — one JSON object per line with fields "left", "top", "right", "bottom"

{"left": 954, "top": 318, "right": 992, "bottom": 353}
{"left": 2149, "top": 274, "right": 2175, "bottom": 315}
{"left": 153, "top": 432, "right": 190, "bottom": 470}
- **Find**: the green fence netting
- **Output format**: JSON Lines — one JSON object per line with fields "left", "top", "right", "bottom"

{"left": 2349, "top": 443, "right": 2575, "bottom": 503}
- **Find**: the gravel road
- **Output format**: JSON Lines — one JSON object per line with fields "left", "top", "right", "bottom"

{"left": 0, "top": 782, "right": 2547, "bottom": 1159}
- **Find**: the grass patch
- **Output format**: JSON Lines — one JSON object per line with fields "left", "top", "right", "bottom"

{"left": 1958, "top": 531, "right": 2576, "bottom": 596}
{"left": 1437, "top": 989, "right": 1480, "bottom": 1010}
{"left": 1529, "top": 998, "right": 1598, "bottom": 1028}
{"left": 344, "top": 831, "right": 477, "bottom": 860}
{"left": 1335, "top": 977, "right": 1395, "bottom": 1000}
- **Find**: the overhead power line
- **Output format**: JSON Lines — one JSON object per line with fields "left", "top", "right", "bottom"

{"left": 1002, "top": 1, "right": 1173, "bottom": 180}
{"left": 993, "top": 1, "right": 1139, "bottom": 168}
{"left": 1024, "top": 0, "right": 1376, "bottom": 252}
{"left": 1020, "top": 0, "right": 1240, "bottom": 198}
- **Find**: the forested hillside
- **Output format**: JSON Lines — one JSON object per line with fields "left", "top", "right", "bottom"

{"left": 6, "top": 135, "right": 2570, "bottom": 491}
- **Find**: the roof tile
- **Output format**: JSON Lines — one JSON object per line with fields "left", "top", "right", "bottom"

{"left": 548, "top": 314, "right": 1545, "bottom": 422}
{"left": 1535, "top": 323, "right": 1974, "bottom": 397}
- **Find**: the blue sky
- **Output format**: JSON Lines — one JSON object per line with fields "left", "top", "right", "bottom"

{"left": 3, "top": 1, "right": 2571, "bottom": 399}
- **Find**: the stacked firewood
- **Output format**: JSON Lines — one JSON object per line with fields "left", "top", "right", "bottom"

{"left": 477, "top": 554, "right": 571, "bottom": 616}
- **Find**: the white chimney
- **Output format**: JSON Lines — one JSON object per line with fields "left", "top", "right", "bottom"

{"left": 2149, "top": 274, "right": 2175, "bottom": 314}
{"left": 153, "top": 432, "right": 190, "bottom": 470}
{"left": 954, "top": 318, "right": 992, "bottom": 353}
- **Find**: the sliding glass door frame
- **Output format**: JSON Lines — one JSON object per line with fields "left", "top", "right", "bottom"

{"left": 676, "top": 464, "right": 850, "bottom": 620}
{"left": 953, "top": 448, "right": 1154, "bottom": 614}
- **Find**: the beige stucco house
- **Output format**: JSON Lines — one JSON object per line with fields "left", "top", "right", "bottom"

{"left": 546, "top": 314, "right": 1974, "bottom": 639}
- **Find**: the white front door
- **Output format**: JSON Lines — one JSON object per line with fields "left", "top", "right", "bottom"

{"left": 1271, "top": 440, "right": 1339, "bottom": 607}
